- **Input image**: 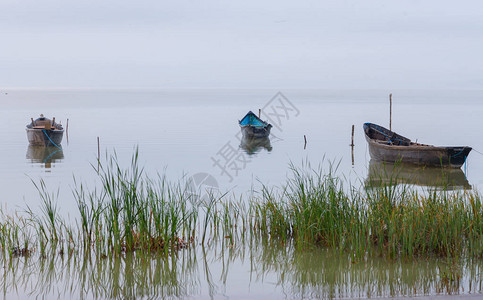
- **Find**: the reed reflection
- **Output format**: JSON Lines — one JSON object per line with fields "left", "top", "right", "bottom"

{"left": 239, "top": 136, "right": 272, "bottom": 155}
{"left": 365, "top": 160, "right": 471, "bottom": 190}
{"left": 26, "top": 145, "right": 64, "bottom": 168}
{"left": 1, "top": 242, "right": 482, "bottom": 299}
{"left": 0, "top": 248, "right": 200, "bottom": 299}
{"left": 247, "top": 241, "right": 481, "bottom": 299}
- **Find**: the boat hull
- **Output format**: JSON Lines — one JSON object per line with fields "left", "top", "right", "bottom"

{"left": 240, "top": 125, "right": 272, "bottom": 138}
{"left": 364, "top": 123, "right": 471, "bottom": 168}
{"left": 26, "top": 128, "right": 64, "bottom": 146}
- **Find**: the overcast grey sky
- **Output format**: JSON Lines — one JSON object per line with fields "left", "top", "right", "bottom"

{"left": 1, "top": 0, "right": 482, "bottom": 89}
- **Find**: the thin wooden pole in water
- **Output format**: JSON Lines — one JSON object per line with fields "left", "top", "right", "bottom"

{"left": 351, "top": 125, "right": 355, "bottom": 165}
{"left": 97, "top": 136, "right": 100, "bottom": 173}
{"left": 389, "top": 93, "right": 392, "bottom": 131}
{"left": 66, "top": 118, "right": 69, "bottom": 143}
{"left": 351, "top": 148, "right": 354, "bottom": 166}
{"left": 350, "top": 125, "right": 354, "bottom": 147}
{"left": 304, "top": 135, "right": 307, "bottom": 149}
{"left": 258, "top": 108, "right": 261, "bottom": 118}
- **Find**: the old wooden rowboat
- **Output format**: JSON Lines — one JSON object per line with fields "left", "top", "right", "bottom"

{"left": 26, "top": 114, "right": 64, "bottom": 146}
{"left": 363, "top": 122, "right": 471, "bottom": 168}
{"left": 239, "top": 111, "right": 272, "bottom": 138}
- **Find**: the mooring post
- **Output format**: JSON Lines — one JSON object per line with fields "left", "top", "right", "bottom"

{"left": 304, "top": 135, "right": 307, "bottom": 149}
{"left": 389, "top": 93, "right": 392, "bottom": 131}
{"left": 259, "top": 108, "right": 261, "bottom": 118}
{"left": 350, "top": 125, "right": 354, "bottom": 147}
{"left": 97, "top": 136, "right": 100, "bottom": 173}
{"left": 66, "top": 118, "right": 69, "bottom": 143}
{"left": 351, "top": 125, "right": 355, "bottom": 165}
{"left": 351, "top": 146, "right": 355, "bottom": 166}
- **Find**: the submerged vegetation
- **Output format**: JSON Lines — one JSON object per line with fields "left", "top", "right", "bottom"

{"left": 0, "top": 150, "right": 482, "bottom": 263}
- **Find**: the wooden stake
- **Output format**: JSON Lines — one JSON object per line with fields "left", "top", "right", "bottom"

{"left": 97, "top": 136, "right": 100, "bottom": 173}
{"left": 66, "top": 118, "right": 69, "bottom": 143}
{"left": 258, "top": 108, "right": 261, "bottom": 118}
{"left": 350, "top": 125, "right": 354, "bottom": 147}
{"left": 350, "top": 125, "right": 355, "bottom": 165}
{"left": 351, "top": 145, "right": 355, "bottom": 166}
{"left": 389, "top": 93, "right": 392, "bottom": 131}
{"left": 304, "top": 135, "right": 307, "bottom": 149}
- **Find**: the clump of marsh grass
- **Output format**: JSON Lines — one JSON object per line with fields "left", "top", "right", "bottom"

{"left": 250, "top": 161, "right": 365, "bottom": 251}
{"left": 3, "top": 149, "right": 483, "bottom": 262}
{"left": 247, "top": 161, "right": 483, "bottom": 258}
{"left": 73, "top": 148, "right": 199, "bottom": 255}
{"left": 0, "top": 209, "right": 33, "bottom": 258}
{"left": 24, "top": 178, "right": 78, "bottom": 258}
{"left": 365, "top": 186, "right": 483, "bottom": 258}
{"left": 13, "top": 149, "right": 201, "bottom": 259}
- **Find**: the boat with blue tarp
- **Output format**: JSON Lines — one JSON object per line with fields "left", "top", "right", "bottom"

{"left": 363, "top": 122, "right": 471, "bottom": 168}
{"left": 239, "top": 111, "right": 272, "bottom": 138}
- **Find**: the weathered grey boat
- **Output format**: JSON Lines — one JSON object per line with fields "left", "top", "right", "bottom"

{"left": 365, "top": 160, "right": 470, "bottom": 190}
{"left": 26, "top": 114, "right": 64, "bottom": 146}
{"left": 239, "top": 111, "right": 272, "bottom": 138}
{"left": 363, "top": 123, "right": 471, "bottom": 168}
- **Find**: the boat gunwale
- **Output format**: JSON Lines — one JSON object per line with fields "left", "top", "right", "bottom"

{"left": 367, "top": 137, "right": 461, "bottom": 152}
{"left": 26, "top": 128, "right": 64, "bottom": 132}
{"left": 363, "top": 122, "right": 470, "bottom": 152}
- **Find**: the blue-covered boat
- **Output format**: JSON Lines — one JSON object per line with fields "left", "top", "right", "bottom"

{"left": 239, "top": 111, "right": 272, "bottom": 138}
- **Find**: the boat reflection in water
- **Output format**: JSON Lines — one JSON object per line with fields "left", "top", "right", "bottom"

{"left": 26, "top": 145, "right": 64, "bottom": 168}
{"left": 239, "top": 136, "right": 272, "bottom": 155}
{"left": 366, "top": 160, "right": 471, "bottom": 190}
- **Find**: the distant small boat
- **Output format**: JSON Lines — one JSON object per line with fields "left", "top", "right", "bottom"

{"left": 26, "top": 114, "right": 64, "bottom": 146}
{"left": 363, "top": 123, "right": 471, "bottom": 168}
{"left": 239, "top": 111, "right": 272, "bottom": 138}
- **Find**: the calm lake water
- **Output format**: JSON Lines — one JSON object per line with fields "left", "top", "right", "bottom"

{"left": 2, "top": 243, "right": 483, "bottom": 299}
{"left": 1, "top": 88, "right": 483, "bottom": 299}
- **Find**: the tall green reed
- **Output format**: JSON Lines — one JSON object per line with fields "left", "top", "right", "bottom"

{"left": 3, "top": 149, "right": 483, "bottom": 261}
{"left": 79, "top": 148, "right": 199, "bottom": 254}
{"left": 246, "top": 161, "right": 483, "bottom": 258}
